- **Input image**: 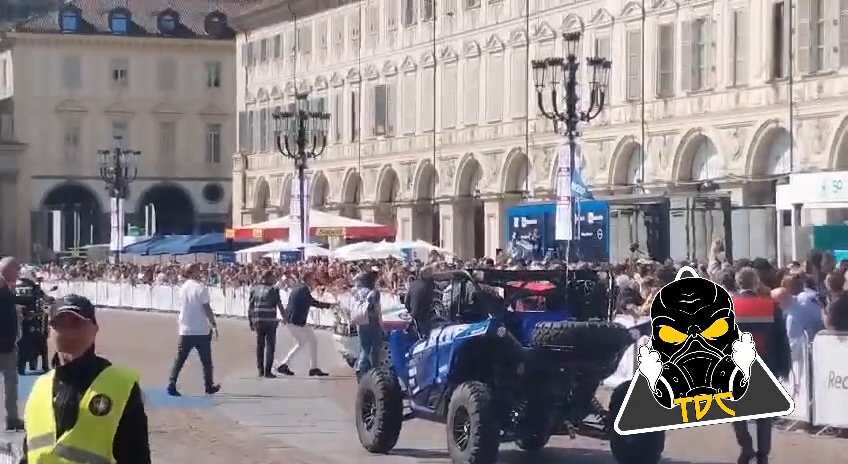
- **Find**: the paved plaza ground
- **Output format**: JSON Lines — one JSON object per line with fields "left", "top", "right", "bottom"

{"left": 2, "top": 309, "right": 847, "bottom": 463}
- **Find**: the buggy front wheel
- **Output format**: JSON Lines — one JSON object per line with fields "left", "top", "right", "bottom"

{"left": 355, "top": 368, "right": 403, "bottom": 454}
{"left": 446, "top": 382, "right": 500, "bottom": 464}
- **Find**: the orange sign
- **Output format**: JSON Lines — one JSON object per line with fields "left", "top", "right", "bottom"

{"left": 251, "top": 229, "right": 264, "bottom": 239}
{"left": 224, "top": 229, "right": 235, "bottom": 239}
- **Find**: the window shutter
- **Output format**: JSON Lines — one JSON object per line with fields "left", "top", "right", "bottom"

{"left": 511, "top": 47, "right": 528, "bottom": 117}
{"left": 387, "top": 82, "right": 396, "bottom": 136}
{"left": 486, "top": 54, "right": 503, "bottom": 121}
{"left": 680, "top": 21, "right": 691, "bottom": 92}
{"left": 422, "top": 70, "right": 435, "bottom": 131}
{"left": 841, "top": 0, "right": 848, "bottom": 67}
{"left": 797, "top": 0, "right": 810, "bottom": 74}
{"left": 707, "top": 19, "right": 717, "bottom": 87}
{"left": 735, "top": 10, "right": 749, "bottom": 85}
{"left": 464, "top": 58, "right": 480, "bottom": 124}
{"left": 374, "top": 84, "right": 387, "bottom": 136}
{"left": 626, "top": 30, "right": 641, "bottom": 100}
{"left": 402, "top": 73, "right": 416, "bottom": 133}
{"left": 442, "top": 65, "right": 457, "bottom": 128}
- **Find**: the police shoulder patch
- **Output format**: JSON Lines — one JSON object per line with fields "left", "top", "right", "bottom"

{"left": 88, "top": 394, "right": 113, "bottom": 417}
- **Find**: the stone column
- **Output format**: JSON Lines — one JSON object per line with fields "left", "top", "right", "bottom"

{"left": 395, "top": 202, "right": 414, "bottom": 241}
{"left": 483, "top": 198, "right": 504, "bottom": 259}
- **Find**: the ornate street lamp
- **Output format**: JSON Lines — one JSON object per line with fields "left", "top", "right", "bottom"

{"left": 273, "top": 92, "right": 331, "bottom": 246}
{"left": 98, "top": 136, "right": 139, "bottom": 262}
{"left": 532, "top": 31, "right": 611, "bottom": 259}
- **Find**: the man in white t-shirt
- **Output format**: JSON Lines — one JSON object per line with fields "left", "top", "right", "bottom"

{"left": 166, "top": 263, "right": 221, "bottom": 397}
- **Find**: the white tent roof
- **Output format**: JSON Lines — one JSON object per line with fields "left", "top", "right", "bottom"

{"left": 249, "top": 210, "right": 384, "bottom": 230}
{"left": 235, "top": 240, "right": 330, "bottom": 255}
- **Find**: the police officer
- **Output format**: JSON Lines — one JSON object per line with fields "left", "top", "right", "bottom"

{"left": 14, "top": 267, "right": 47, "bottom": 374}
{"left": 20, "top": 294, "right": 151, "bottom": 464}
{"left": 249, "top": 270, "right": 286, "bottom": 378}
{"left": 731, "top": 267, "right": 791, "bottom": 464}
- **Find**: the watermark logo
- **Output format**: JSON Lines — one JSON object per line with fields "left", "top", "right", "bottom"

{"left": 613, "top": 266, "right": 794, "bottom": 435}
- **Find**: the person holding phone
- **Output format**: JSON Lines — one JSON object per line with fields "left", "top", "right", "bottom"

{"left": 166, "top": 264, "right": 221, "bottom": 397}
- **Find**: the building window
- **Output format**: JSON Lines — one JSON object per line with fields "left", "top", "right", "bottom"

{"left": 110, "top": 58, "right": 129, "bottom": 88}
{"left": 351, "top": 12, "right": 361, "bottom": 47}
{"left": 593, "top": 35, "right": 611, "bottom": 102}
{"left": 403, "top": 0, "right": 417, "bottom": 27}
{"left": 61, "top": 56, "right": 81, "bottom": 89}
{"left": 238, "top": 111, "right": 248, "bottom": 152}
{"left": 109, "top": 10, "right": 130, "bottom": 35}
{"left": 730, "top": 10, "right": 748, "bottom": 86}
{"left": 464, "top": 57, "right": 479, "bottom": 125}
{"left": 158, "top": 12, "right": 178, "bottom": 34}
{"left": 157, "top": 57, "right": 176, "bottom": 92}
{"left": 206, "top": 124, "right": 222, "bottom": 164}
{"left": 350, "top": 89, "right": 360, "bottom": 142}
{"left": 442, "top": 65, "right": 457, "bottom": 129}
{"left": 273, "top": 34, "right": 282, "bottom": 58}
{"left": 626, "top": 30, "right": 642, "bottom": 101}
{"left": 680, "top": 18, "right": 710, "bottom": 91}
{"left": 112, "top": 121, "right": 128, "bottom": 147}
{"left": 402, "top": 73, "right": 416, "bottom": 133}
{"left": 205, "top": 61, "right": 221, "bottom": 88}
{"left": 374, "top": 84, "right": 392, "bottom": 136}
{"left": 260, "top": 38, "right": 268, "bottom": 62}
{"left": 387, "top": 0, "right": 398, "bottom": 31}
{"left": 60, "top": 8, "right": 80, "bottom": 33}
{"left": 158, "top": 121, "right": 176, "bottom": 160}
{"left": 332, "top": 92, "right": 343, "bottom": 143}
{"left": 297, "top": 25, "right": 312, "bottom": 55}
{"left": 466, "top": 0, "right": 481, "bottom": 9}
{"left": 259, "top": 108, "right": 268, "bottom": 152}
{"left": 510, "top": 47, "right": 527, "bottom": 117}
{"left": 317, "top": 21, "right": 328, "bottom": 53}
{"left": 656, "top": 24, "right": 674, "bottom": 97}
{"left": 246, "top": 110, "right": 255, "bottom": 153}
{"left": 422, "top": 70, "right": 435, "bottom": 131}
{"left": 63, "top": 119, "right": 80, "bottom": 160}
{"left": 841, "top": 0, "right": 848, "bottom": 67}
{"left": 422, "top": 0, "right": 434, "bottom": 21}
{"left": 772, "top": 2, "right": 786, "bottom": 79}
{"left": 809, "top": 0, "right": 825, "bottom": 73}
{"left": 485, "top": 54, "right": 503, "bottom": 122}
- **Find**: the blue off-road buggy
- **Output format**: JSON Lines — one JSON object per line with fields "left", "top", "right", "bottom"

{"left": 354, "top": 269, "right": 664, "bottom": 464}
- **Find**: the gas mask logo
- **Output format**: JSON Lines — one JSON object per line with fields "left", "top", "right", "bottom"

{"left": 613, "top": 267, "right": 794, "bottom": 435}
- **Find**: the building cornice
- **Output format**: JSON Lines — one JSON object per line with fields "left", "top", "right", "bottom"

{"left": 232, "top": 0, "right": 356, "bottom": 33}
{"left": 5, "top": 31, "right": 234, "bottom": 50}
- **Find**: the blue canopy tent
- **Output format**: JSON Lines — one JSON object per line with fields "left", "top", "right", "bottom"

{"left": 147, "top": 235, "right": 196, "bottom": 255}
{"left": 122, "top": 236, "right": 169, "bottom": 255}
{"left": 185, "top": 233, "right": 260, "bottom": 254}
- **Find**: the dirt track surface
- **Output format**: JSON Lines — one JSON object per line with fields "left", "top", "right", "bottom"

{"left": 14, "top": 309, "right": 848, "bottom": 463}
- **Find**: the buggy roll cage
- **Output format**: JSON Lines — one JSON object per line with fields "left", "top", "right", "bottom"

{"left": 428, "top": 269, "right": 615, "bottom": 321}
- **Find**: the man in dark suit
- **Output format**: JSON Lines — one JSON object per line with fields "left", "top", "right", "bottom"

{"left": 0, "top": 256, "right": 23, "bottom": 431}
{"left": 406, "top": 266, "right": 435, "bottom": 336}
{"left": 276, "top": 272, "right": 334, "bottom": 377}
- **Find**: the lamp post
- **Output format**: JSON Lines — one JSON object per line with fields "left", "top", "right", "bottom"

{"left": 273, "top": 92, "right": 331, "bottom": 247}
{"left": 532, "top": 32, "right": 611, "bottom": 259}
{"left": 98, "top": 136, "right": 139, "bottom": 263}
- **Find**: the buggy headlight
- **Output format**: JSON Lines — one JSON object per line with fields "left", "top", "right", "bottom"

{"left": 496, "top": 326, "right": 508, "bottom": 337}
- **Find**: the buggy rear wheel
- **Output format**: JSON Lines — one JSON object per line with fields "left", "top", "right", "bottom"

{"left": 446, "top": 382, "right": 500, "bottom": 464}
{"left": 608, "top": 381, "right": 664, "bottom": 464}
{"left": 355, "top": 368, "right": 403, "bottom": 454}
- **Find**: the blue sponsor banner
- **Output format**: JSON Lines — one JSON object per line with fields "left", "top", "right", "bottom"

{"left": 216, "top": 252, "right": 236, "bottom": 264}
{"left": 279, "top": 250, "right": 303, "bottom": 263}
{"left": 505, "top": 200, "right": 609, "bottom": 262}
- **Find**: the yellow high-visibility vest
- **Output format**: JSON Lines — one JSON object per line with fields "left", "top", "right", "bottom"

{"left": 24, "top": 365, "right": 139, "bottom": 464}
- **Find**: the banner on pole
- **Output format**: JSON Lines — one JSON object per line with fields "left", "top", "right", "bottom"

{"left": 555, "top": 141, "right": 575, "bottom": 241}
{"left": 290, "top": 175, "right": 312, "bottom": 245}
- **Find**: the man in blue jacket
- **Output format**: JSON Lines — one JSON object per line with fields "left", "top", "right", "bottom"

{"left": 276, "top": 272, "right": 334, "bottom": 376}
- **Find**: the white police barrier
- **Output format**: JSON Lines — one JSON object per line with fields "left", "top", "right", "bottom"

{"left": 812, "top": 332, "right": 848, "bottom": 428}
{"left": 783, "top": 335, "right": 812, "bottom": 423}
{"left": 42, "top": 282, "right": 714, "bottom": 391}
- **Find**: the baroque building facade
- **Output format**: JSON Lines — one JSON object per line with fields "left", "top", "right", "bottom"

{"left": 0, "top": 0, "right": 254, "bottom": 259}
{"left": 233, "top": 0, "right": 848, "bottom": 261}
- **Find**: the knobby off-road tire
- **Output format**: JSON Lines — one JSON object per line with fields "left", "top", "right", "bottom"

{"left": 532, "top": 320, "right": 631, "bottom": 350}
{"left": 608, "top": 381, "right": 665, "bottom": 464}
{"left": 446, "top": 381, "right": 501, "bottom": 464}
{"left": 355, "top": 369, "right": 404, "bottom": 454}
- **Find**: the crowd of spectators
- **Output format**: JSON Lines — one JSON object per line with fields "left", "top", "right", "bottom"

{"left": 38, "top": 240, "right": 848, "bottom": 333}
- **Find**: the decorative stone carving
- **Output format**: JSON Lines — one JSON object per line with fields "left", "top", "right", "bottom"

{"left": 483, "top": 152, "right": 501, "bottom": 189}
{"left": 362, "top": 167, "right": 378, "bottom": 201}
{"left": 328, "top": 170, "right": 344, "bottom": 203}
{"left": 813, "top": 119, "right": 828, "bottom": 154}
{"left": 246, "top": 178, "right": 257, "bottom": 206}
{"left": 440, "top": 158, "right": 457, "bottom": 193}
{"left": 403, "top": 163, "right": 415, "bottom": 193}
{"left": 727, "top": 128, "right": 743, "bottom": 160}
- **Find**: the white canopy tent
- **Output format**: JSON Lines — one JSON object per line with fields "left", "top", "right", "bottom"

{"left": 235, "top": 240, "right": 331, "bottom": 262}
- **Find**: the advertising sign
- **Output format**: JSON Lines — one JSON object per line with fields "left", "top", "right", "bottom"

{"left": 812, "top": 333, "right": 848, "bottom": 427}
{"left": 574, "top": 200, "right": 610, "bottom": 262}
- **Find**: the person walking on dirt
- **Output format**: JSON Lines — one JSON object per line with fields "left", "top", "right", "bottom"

{"left": 248, "top": 270, "right": 286, "bottom": 378}
{"left": 352, "top": 270, "right": 382, "bottom": 381}
{"left": 167, "top": 264, "right": 221, "bottom": 397}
